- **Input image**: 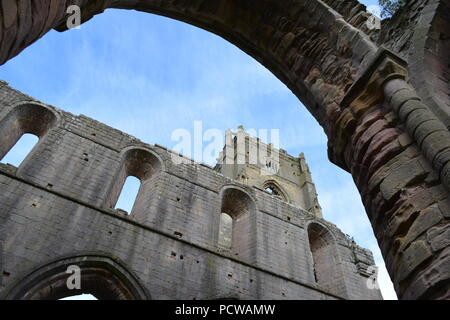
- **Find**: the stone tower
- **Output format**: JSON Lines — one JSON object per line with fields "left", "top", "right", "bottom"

{"left": 215, "top": 126, "right": 323, "bottom": 218}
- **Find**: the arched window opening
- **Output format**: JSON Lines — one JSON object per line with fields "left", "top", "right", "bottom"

{"left": 4, "top": 255, "right": 150, "bottom": 300}
{"left": 218, "top": 212, "right": 233, "bottom": 249}
{"left": 107, "top": 149, "right": 162, "bottom": 217}
{"left": 0, "top": 104, "right": 57, "bottom": 168}
{"left": 220, "top": 188, "right": 256, "bottom": 262}
{"left": 263, "top": 181, "right": 287, "bottom": 202}
{"left": 114, "top": 176, "right": 141, "bottom": 215}
{"left": 265, "top": 186, "right": 278, "bottom": 195}
{"left": 307, "top": 223, "right": 348, "bottom": 298}
{"left": 0, "top": 133, "right": 39, "bottom": 167}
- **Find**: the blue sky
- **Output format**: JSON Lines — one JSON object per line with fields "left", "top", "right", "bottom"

{"left": 0, "top": 0, "right": 396, "bottom": 300}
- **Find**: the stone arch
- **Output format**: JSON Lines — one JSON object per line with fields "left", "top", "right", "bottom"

{"left": 219, "top": 185, "right": 257, "bottom": 216}
{"left": 0, "top": 102, "right": 58, "bottom": 167}
{"left": 306, "top": 221, "right": 349, "bottom": 298}
{"left": 1, "top": 0, "right": 450, "bottom": 300}
{"left": 218, "top": 185, "right": 257, "bottom": 262}
{"left": 0, "top": 0, "right": 376, "bottom": 128}
{"left": 119, "top": 146, "right": 166, "bottom": 177}
{"left": 3, "top": 253, "right": 150, "bottom": 300}
{"left": 263, "top": 180, "right": 290, "bottom": 203}
{"left": 106, "top": 147, "right": 163, "bottom": 216}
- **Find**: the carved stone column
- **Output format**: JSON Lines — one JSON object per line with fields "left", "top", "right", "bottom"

{"left": 330, "top": 48, "right": 450, "bottom": 299}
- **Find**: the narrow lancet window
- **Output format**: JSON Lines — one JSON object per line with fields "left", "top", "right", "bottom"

{"left": 218, "top": 212, "right": 233, "bottom": 249}
{"left": 114, "top": 176, "right": 141, "bottom": 214}
{"left": 219, "top": 188, "right": 256, "bottom": 262}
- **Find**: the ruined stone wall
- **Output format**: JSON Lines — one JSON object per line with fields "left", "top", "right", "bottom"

{"left": 0, "top": 83, "right": 381, "bottom": 300}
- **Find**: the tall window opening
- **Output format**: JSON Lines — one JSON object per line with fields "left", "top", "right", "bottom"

{"left": 0, "top": 104, "right": 57, "bottom": 169}
{"left": 219, "top": 188, "right": 256, "bottom": 262}
{"left": 307, "top": 223, "right": 348, "bottom": 297}
{"left": 0, "top": 133, "right": 39, "bottom": 167}
{"left": 114, "top": 176, "right": 141, "bottom": 214}
{"left": 218, "top": 212, "right": 233, "bottom": 249}
{"left": 107, "top": 148, "right": 161, "bottom": 217}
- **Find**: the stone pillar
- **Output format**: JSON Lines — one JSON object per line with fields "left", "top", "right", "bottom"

{"left": 381, "top": 79, "right": 450, "bottom": 300}
{"left": 330, "top": 48, "right": 450, "bottom": 299}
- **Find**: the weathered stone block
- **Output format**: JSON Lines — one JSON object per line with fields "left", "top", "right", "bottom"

{"left": 390, "top": 88, "right": 421, "bottom": 114}
{"left": 401, "top": 247, "right": 450, "bottom": 300}
{"left": 427, "top": 223, "right": 450, "bottom": 252}
{"left": 398, "top": 205, "right": 443, "bottom": 252}
{"left": 396, "top": 240, "right": 433, "bottom": 283}
{"left": 379, "top": 159, "right": 427, "bottom": 201}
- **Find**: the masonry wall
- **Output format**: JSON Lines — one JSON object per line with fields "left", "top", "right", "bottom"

{"left": 0, "top": 82, "right": 382, "bottom": 300}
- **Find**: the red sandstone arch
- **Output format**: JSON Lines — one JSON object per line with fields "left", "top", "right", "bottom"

{"left": 1, "top": 0, "right": 449, "bottom": 299}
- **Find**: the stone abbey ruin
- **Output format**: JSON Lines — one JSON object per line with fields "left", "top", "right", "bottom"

{"left": 0, "top": 0, "right": 449, "bottom": 300}
{"left": 0, "top": 83, "right": 382, "bottom": 299}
